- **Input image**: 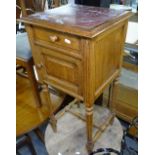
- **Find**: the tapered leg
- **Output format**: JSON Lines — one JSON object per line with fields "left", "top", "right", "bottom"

{"left": 41, "top": 84, "right": 57, "bottom": 132}
{"left": 26, "top": 59, "right": 41, "bottom": 107}
{"left": 86, "top": 105, "right": 94, "bottom": 153}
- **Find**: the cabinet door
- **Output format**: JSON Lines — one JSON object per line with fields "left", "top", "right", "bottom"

{"left": 33, "top": 45, "right": 83, "bottom": 97}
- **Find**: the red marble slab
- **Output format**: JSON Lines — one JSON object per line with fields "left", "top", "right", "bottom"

{"left": 20, "top": 4, "right": 132, "bottom": 38}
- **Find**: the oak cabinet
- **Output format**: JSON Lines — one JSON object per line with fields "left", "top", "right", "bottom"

{"left": 21, "top": 4, "right": 131, "bottom": 152}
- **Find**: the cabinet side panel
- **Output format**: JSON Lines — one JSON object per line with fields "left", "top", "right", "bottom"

{"left": 95, "top": 25, "right": 126, "bottom": 96}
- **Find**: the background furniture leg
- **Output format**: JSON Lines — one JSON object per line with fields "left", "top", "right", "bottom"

{"left": 49, "top": 114, "right": 57, "bottom": 132}
{"left": 26, "top": 134, "right": 37, "bottom": 155}
{"left": 109, "top": 78, "right": 119, "bottom": 113}
{"left": 107, "top": 84, "right": 112, "bottom": 107}
{"left": 34, "top": 128, "right": 44, "bottom": 144}
{"left": 16, "top": 134, "right": 36, "bottom": 155}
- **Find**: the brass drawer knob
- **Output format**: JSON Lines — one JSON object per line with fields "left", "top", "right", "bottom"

{"left": 49, "top": 35, "right": 58, "bottom": 42}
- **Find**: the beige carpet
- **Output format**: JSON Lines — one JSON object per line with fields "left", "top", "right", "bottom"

{"left": 45, "top": 105, "right": 123, "bottom": 155}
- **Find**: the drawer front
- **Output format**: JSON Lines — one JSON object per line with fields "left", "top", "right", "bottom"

{"left": 33, "top": 27, "right": 80, "bottom": 51}
{"left": 36, "top": 46, "right": 83, "bottom": 96}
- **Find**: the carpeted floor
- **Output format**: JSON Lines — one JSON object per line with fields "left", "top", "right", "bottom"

{"left": 17, "top": 117, "right": 137, "bottom": 155}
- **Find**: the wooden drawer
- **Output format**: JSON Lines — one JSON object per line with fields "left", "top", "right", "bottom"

{"left": 35, "top": 46, "right": 83, "bottom": 97}
{"left": 33, "top": 27, "right": 80, "bottom": 51}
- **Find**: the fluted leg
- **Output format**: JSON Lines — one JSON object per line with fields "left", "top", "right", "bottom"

{"left": 86, "top": 105, "right": 94, "bottom": 153}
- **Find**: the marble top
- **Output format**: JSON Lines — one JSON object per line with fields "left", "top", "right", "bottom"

{"left": 28, "top": 4, "right": 128, "bottom": 30}
{"left": 20, "top": 4, "right": 132, "bottom": 38}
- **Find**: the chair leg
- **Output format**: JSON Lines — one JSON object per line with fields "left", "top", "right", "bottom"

{"left": 26, "top": 59, "right": 41, "bottom": 107}
{"left": 34, "top": 128, "right": 44, "bottom": 144}
{"left": 26, "top": 134, "right": 37, "bottom": 155}
{"left": 16, "top": 134, "right": 36, "bottom": 155}
{"left": 41, "top": 84, "right": 58, "bottom": 132}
